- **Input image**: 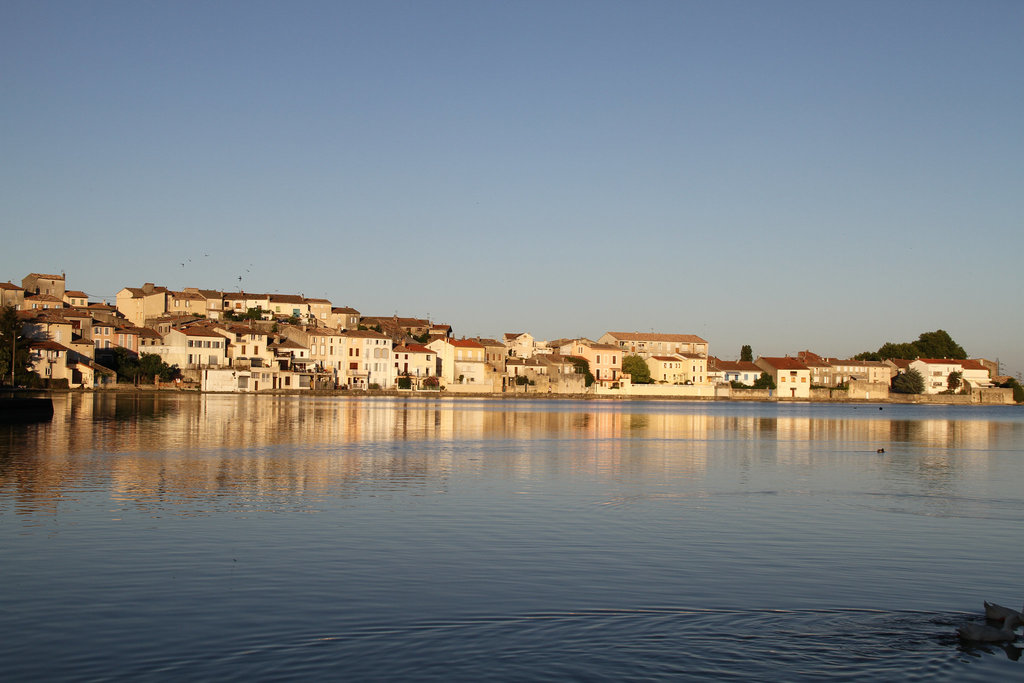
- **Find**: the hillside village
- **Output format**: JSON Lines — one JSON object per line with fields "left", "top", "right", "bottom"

{"left": 2, "top": 272, "right": 1014, "bottom": 403}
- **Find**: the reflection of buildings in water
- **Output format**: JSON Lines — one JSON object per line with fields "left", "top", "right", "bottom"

{"left": 9, "top": 396, "right": 1022, "bottom": 515}
{"left": 889, "top": 418, "right": 994, "bottom": 450}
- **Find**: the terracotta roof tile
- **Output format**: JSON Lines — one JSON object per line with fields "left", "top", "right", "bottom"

{"left": 604, "top": 332, "right": 708, "bottom": 344}
{"left": 757, "top": 357, "right": 810, "bottom": 370}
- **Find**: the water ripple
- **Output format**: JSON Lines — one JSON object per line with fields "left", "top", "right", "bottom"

{"left": 76, "top": 608, "right": 1019, "bottom": 682}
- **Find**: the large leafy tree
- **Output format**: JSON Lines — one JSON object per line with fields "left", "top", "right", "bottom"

{"left": 740, "top": 345, "right": 753, "bottom": 362}
{"left": 107, "top": 348, "right": 179, "bottom": 384}
{"left": 622, "top": 354, "right": 651, "bottom": 384}
{"left": 0, "top": 305, "right": 37, "bottom": 386}
{"left": 752, "top": 372, "right": 776, "bottom": 390}
{"left": 891, "top": 368, "right": 925, "bottom": 394}
{"left": 914, "top": 330, "right": 966, "bottom": 359}
{"left": 855, "top": 330, "right": 967, "bottom": 361}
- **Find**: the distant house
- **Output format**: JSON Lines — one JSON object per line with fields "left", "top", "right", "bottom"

{"left": 28, "top": 340, "right": 73, "bottom": 384}
{"left": 22, "top": 273, "right": 65, "bottom": 299}
{"left": 504, "top": 332, "right": 537, "bottom": 358}
{"left": 304, "top": 298, "right": 332, "bottom": 325}
{"left": 755, "top": 357, "right": 811, "bottom": 398}
{"left": 117, "top": 284, "right": 169, "bottom": 326}
{"left": 61, "top": 308, "right": 94, "bottom": 340}
{"left": 152, "top": 326, "right": 229, "bottom": 370}
{"left": 214, "top": 324, "right": 273, "bottom": 369}
{"left": 329, "top": 306, "right": 361, "bottom": 330}
{"left": 646, "top": 356, "right": 687, "bottom": 384}
{"left": 268, "top": 337, "right": 312, "bottom": 372}
{"left": 470, "top": 337, "right": 507, "bottom": 373}
{"left": 63, "top": 290, "right": 89, "bottom": 308}
{"left": 361, "top": 315, "right": 431, "bottom": 343}
{"left": 430, "top": 323, "right": 453, "bottom": 339}
{"left": 392, "top": 343, "right": 436, "bottom": 386}
{"left": 223, "top": 292, "right": 271, "bottom": 318}
{"left": 427, "top": 337, "right": 487, "bottom": 385}
{"left": 168, "top": 290, "right": 208, "bottom": 317}
{"left": 599, "top": 332, "right": 708, "bottom": 359}
{"left": 959, "top": 359, "right": 993, "bottom": 391}
{"left": 0, "top": 282, "right": 25, "bottom": 309}
{"left": 825, "top": 359, "right": 892, "bottom": 385}
{"left": 269, "top": 294, "right": 310, "bottom": 321}
{"left": 24, "top": 294, "right": 64, "bottom": 311}
{"left": 557, "top": 339, "right": 623, "bottom": 385}
{"left": 909, "top": 358, "right": 966, "bottom": 394}
{"left": 339, "top": 329, "right": 394, "bottom": 388}
{"left": 712, "top": 358, "right": 768, "bottom": 386}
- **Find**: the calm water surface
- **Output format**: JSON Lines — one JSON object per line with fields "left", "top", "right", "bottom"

{"left": 2, "top": 395, "right": 1023, "bottom": 680}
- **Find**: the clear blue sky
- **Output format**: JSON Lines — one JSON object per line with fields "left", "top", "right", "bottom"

{"left": 3, "top": 1, "right": 1022, "bottom": 375}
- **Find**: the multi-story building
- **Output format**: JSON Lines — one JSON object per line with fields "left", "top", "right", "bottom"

{"left": 0, "top": 282, "right": 25, "bottom": 309}
{"left": 63, "top": 290, "right": 89, "bottom": 307}
{"left": 755, "top": 357, "right": 811, "bottom": 398}
{"left": 598, "top": 332, "right": 708, "bottom": 359}
{"left": 116, "top": 284, "right": 169, "bottom": 326}
{"left": 557, "top": 339, "right": 623, "bottom": 385}
{"left": 909, "top": 358, "right": 967, "bottom": 394}
{"left": 711, "top": 358, "right": 763, "bottom": 386}
{"left": 339, "top": 329, "right": 394, "bottom": 388}
{"left": 22, "top": 273, "right": 65, "bottom": 299}
{"left": 392, "top": 343, "right": 437, "bottom": 386}
{"left": 329, "top": 306, "right": 361, "bottom": 330}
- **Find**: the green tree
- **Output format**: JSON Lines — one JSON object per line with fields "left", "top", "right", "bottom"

{"left": 566, "top": 356, "right": 595, "bottom": 387}
{"left": 997, "top": 377, "right": 1024, "bottom": 403}
{"left": 876, "top": 342, "right": 921, "bottom": 360}
{"left": 914, "top": 330, "right": 966, "bottom": 359}
{"left": 752, "top": 372, "right": 776, "bottom": 390}
{"left": 621, "top": 354, "right": 651, "bottom": 384}
{"left": 946, "top": 371, "right": 962, "bottom": 393}
{"left": 740, "top": 345, "right": 753, "bottom": 362}
{"left": 107, "top": 349, "right": 178, "bottom": 384}
{"left": 398, "top": 371, "right": 412, "bottom": 389}
{"left": 0, "top": 305, "right": 38, "bottom": 386}
{"left": 857, "top": 330, "right": 967, "bottom": 362}
{"left": 891, "top": 368, "right": 925, "bottom": 394}
{"left": 109, "top": 347, "right": 141, "bottom": 383}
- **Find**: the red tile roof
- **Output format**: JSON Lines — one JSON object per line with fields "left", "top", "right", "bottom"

{"left": 758, "top": 357, "right": 809, "bottom": 370}
{"left": 182, "top": 326, "right": 226, "bottom": 338}
{"left": 604, "top": 332, "right": 708, "bottom": 344}
{"left": 713, "top": 360, "right": 761, "bottom": 373}
{"left": 450, "top": 338, "right": 485, "bottom": 349}
{"left": 405, "top": 344, "right": 434, "bottom": 354}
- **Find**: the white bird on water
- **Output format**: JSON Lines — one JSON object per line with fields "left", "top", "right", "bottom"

{"left": 984, "top": 601, "right": 1024, "bottom": 622}
{"left": 957, "top": 614, "right": 1021, "bottom": 643}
